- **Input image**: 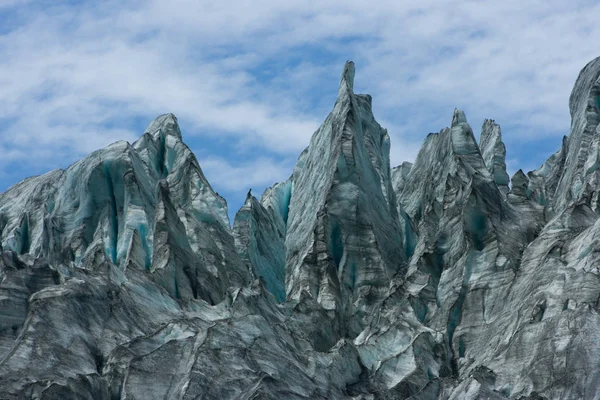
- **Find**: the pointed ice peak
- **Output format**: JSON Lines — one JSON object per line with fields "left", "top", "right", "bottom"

{"left": 552, "top": 56, "right": 600, "bottom": 211}
{"left": 450, "top": 109, "right": 479, "bottom": 156}
{"left": 481, "top": 118, "right": 499, "bottom": 133}
{"left": 569, "top": 56, "right": 600, "bottom": 118}
{"left": 338, "top": 61, "right": 355, "bottom": 96}
{"left": 480, "top": 119, "right": 503, "bottom": 152}
{"left": 510, "top": 169, "right": 529, "bottom": 198}
{"left": 480, "top": 119, "right": 509, "bottom": 192}
{"left": 513, "top": 169, "right": 528, "bottom": 182}
{"left": 452, "top": 108, "right": 467, "bottom": 126}
{"left": 245, "top": 189, "right": 253, "bottom": 206}
{"left": 144, "top": 113, "right": 183, "bottom": 141}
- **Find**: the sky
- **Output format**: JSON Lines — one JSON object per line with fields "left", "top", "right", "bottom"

{"left": 0, "top": 0, "right": 599, "bottom": 222}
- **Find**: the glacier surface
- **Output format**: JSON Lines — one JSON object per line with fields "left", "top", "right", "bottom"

{"left": 1, "top": 57, "right": 600, "bottom": 399}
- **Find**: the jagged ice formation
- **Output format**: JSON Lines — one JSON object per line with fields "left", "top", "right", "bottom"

{"left": 1, "top": 57, "right": 600, "bottom": 399}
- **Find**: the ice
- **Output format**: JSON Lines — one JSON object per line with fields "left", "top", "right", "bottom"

{"left": 2, "top": 57, "right": 600, "bottom": 399}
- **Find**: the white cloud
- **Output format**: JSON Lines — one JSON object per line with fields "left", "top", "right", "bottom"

{"left": 0, "top": 0, "right": 29, "bottom": 8}
{"left": 198, "top": 155, "right": 293, "bottom": 194}
{"left": 0, "top": 0, "right": 598, "bottom": 204}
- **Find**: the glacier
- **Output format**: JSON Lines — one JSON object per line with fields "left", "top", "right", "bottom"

{"left": 1, "top": 56, "right": 600, "bottom": 399}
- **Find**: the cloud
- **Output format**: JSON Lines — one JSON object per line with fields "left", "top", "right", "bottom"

{"left": 0, "top": 0, "right": 29, "bottom": 8}
{"left": 0, "top": 0, "right": 599, "bottom": 214}
{"left": 198, "top": 155, "right": 294, "bottom": 194}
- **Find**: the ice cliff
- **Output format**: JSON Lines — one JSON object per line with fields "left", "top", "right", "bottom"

{"left": 1, "top": 57, "right": 600, "bottom": 399}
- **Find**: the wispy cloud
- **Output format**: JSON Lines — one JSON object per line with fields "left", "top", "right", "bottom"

{"left": 0, "top": 0, "right": 598, "bottom": 214}
{"left": 198, "top": 155, "right": 294, "bottom": 193}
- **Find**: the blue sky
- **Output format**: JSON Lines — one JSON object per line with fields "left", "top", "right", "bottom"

{"left": 1, "top": 1, "right": 599, "bottom": 221}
